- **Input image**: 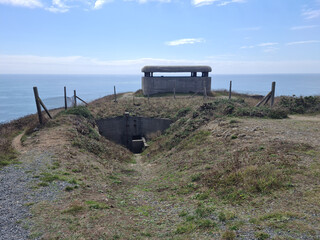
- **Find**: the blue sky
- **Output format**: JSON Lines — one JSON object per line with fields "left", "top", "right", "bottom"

{"left": 0, "top": 0, "right": 320, "bottom": 74}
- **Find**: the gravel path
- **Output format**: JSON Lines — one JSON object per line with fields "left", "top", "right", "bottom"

{"left": 0, "top": 150, "right": 69, "bottom": 240}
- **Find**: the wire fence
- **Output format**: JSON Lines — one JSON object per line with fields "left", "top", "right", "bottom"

{"left": 41, "top": 96, "right": 76, "bottom": 110}
{"left": 32, "top": 81, "right": 276, "bottom": 125}
{"left": 33, "top": 86, "right": 91, "bottom": 124}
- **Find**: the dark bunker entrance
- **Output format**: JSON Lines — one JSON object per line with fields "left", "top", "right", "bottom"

{"left": 96, "top": 113, "right": 172, "bottom": 153}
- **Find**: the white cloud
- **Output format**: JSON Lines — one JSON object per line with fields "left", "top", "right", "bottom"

{"left": 126, "top": 0, "right": 171, "bottom": 3}
{"left": 257, "top": 42, "right": 279, "bottom": 47}
{"left": 45, "top": 0, "right": 70, "bottom": 12}
{"left": 165, "top": 38, "right": 205, "bottom": 46}
{"left": 302, "top": 8, "right": 320, "bottom": 19}
{"left": 192, "top": 0, "right": 218, "bottom": 7}
{"left": 0, "top": 0, "right": 43, "bottom": 8}
{"left": 192, "top": 0, "right": 244, "bottom": 7}
{"left": 218, "top": 0, "right": 245, "bottom": 6}
{"left": 240, "top": 43, "right": 278, "bottom": 50}
{"left": 286, "top": 40, "right": 320, "bottom": 46}
{"left": 0, "top": 0, "right": 72, "bottom": 12}
{"left": 93, "top": 0, "right": 113, "bottom": 9}
{"left": 1, "top": 54, "right": 320, "bottom": 74}
{"left": 291, "top": 25, "right": 318, "bottom": 30}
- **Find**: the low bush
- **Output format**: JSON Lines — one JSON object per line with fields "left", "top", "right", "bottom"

{"left": 64, "top": 106, "right": 93, "bottom": 119}
{"left": 235, "top": 106, "right": 288, "bottom": 119}
{"left": 279, "top": 96, "right": 320, "bottom": 114}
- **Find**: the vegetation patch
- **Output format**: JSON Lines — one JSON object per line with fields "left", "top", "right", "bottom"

{"left": 235, "top": 106, "right": 288, "bottom": 119}
{"left": 61, "top": 204, "right": 85, "bottom": 215}
{"left": 85, "top": 200, "right": 109, "bottom": 210}
{"left": 279, "top": 96, "right": 320, "bottom": 114}
{"left": 0, "top": 144, "right": 18, "bottom": 167}
{"left": 3, "top": 92, "right": 320, "bottom": 239}
{"left": 259, "top": 211, "right": 298, "bottom": 223}
{"left": 221, "top": 230, "right": 236, "bottom": 240}
{"left": 199, "top": 141, "right": 311, "bottom": 202}
{"left": 175, "top": 205, "right": 216, "bottom": 235}
{"left": 255, "top": 231, "right": 270, "bottom": 240}
{"left": 39, "top": 172, "right": 61, "bottom": 183}
{"left": 63, "top": 106, "right": 93, "bottom": 119}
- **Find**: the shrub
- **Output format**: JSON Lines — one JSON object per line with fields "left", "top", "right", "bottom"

{"left": 64, "top": 106, "right": 93, "bottom": 119}
{"left": 235, "top": 106, "right": 287, "bottom": 119}
{"left": 174, "top": 107, "right": 192, "bottom": 120}
{"left": 279, "top": 96, "right": 320, "bottom": 114}
{"left": 267, "top": 108, "right": 288, "bottom": 119}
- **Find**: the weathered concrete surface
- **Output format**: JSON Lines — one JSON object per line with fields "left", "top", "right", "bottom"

{"left": 142, "top": 66, "right": 212, "bottom": 73}
{"left": 142, "top": 77, "right": 211, "bottom": 95}
{"left": 141, "top": 65, "right": 212, "bottom": 96}
{"left": 96, "top": 116, "right": 171, "bottom": 152}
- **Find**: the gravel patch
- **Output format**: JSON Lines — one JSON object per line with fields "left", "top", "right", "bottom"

{"left": 0, "top": 150, "right": 69, "bottom": 240}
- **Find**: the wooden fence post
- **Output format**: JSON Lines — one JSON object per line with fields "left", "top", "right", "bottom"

{"left": 38, "top": 98, "right": 52, "bottom": 119}
{"left": 114, "top": 86, "right": 117, "bottom": 102}
{"left": 229, "top": 81, "right": 232, "bottom": 100}
{"left": 64, "top": 86, "right": 67, "bottom": 110}
{"left": 33, "top": 87, "right": 43, "bottom": 125}
{"left": 76, "top": 95, "right": 88, "bottom": 106}
{"left": 271, "top": 81, "right": 276, "bottom": 107}
{"left": 74, "top": 90, "right": 77, "bottom": 107}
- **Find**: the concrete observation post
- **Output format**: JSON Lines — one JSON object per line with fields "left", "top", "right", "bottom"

{"left": 141, "top": 66, "right": 212, "bottom": 96}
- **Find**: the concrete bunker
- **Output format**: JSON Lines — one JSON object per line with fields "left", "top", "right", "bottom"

{"left": 142, "top": 65, "right": 212, "bottom": 96}
{"left": 96, "top": 113, "right": 172, "bottom": 153}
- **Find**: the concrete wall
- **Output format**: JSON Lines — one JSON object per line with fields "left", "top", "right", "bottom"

{"left": 96, "top": 116, "right": 172, "bottom": 152}
{"left": 142, "top": 77, "right": 211, "bottom": 95}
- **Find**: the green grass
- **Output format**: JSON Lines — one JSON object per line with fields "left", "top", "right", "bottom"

{"left": 175, "top": 222, "right": 196, "bottom": 234}
{"left": 63, "top": 106, "right": 93, "bottom": 119}
{"left": 0, "top": 150, "right": 18, "bottom": 167}
{"left": 40, "top": 172, "right": 61, "bottom": 183}
{"left": 255, "top": 231, "right": 270, "bottom": 240}
{"left": 85, "top": 200, "right": 109, "bottom": 210}
{"left": 221, "top": 230, "right": 236, "bottom": 240}
{"left": 259, "top": 211, "right": 297, "bottom": 223}
{"left": 62, "top": 205, "right": 84, "bottom": 214}
{"left": 10, "top": 92, "right": 320, "bottom": 239}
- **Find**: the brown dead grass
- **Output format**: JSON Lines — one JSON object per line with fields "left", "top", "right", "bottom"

{"left": 2, "top": 91, "right": 320, "bottom": 239}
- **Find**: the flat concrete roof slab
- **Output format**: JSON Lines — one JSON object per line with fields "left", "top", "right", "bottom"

{"left": 142, "top": 66, "right": 212, "bottom": 73}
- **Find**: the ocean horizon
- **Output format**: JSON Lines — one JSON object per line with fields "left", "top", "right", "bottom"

{"left": 1, "top": 73, "right": 320, "bottom": 123}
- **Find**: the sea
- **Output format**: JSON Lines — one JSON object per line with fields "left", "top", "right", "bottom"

{"left": 1, "top": 74, "right": 320, "bottom": 123}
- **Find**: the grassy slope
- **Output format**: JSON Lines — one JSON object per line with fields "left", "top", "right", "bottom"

{"left": 0, "top": 114, "right": 38, "bottom": 167}
{"left": 2, "top": 91, "right": 320, "bottom": 239}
